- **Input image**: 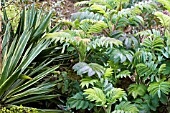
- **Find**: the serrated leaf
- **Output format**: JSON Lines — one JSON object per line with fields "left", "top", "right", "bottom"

{"left": 104, "top": 68, "right": 113, "bottom": 78}
{"left": 128, "top": 84, "right": 147, "bottom": 99}
{"left": 114, "top": 101, "right": 139, "bottom": 113}
{"left": 116, "top": 70, "right": 131, "bottom": 78}
{"left": 106, "top": 88, "right": 126, "bottom": 103}
{"left": 67, "top": 92, "right": 93, "bottom": 110}
{"left": 73, "top": 62, "right": 105, "bottom": 78}
{"left": 84, "top": 87, "right": 106, "bottom": 105}
{"left": 80, "top": 77, "right": 98, "bottom": 88}
{"left": 148, "top": 80, "right": 170, "bottom": 98}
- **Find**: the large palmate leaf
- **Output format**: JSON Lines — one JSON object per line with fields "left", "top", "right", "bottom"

{"left": 73, "top": 62, "right": 105, "bottom": 78}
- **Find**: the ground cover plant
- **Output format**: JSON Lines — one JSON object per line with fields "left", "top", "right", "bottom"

{"left": 0, "top": 0, "right": 170, "bottom": 113}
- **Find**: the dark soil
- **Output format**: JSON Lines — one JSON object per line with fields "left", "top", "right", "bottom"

{"left": 53, "top": 0, "right": 81, "bottom": 19}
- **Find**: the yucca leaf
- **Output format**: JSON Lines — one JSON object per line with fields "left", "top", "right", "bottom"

{"left": 5, "top": 65, "right": 59, "bottom": 99}
{"left": 5, "top": 82, "right": 56, "bottom": 104}
{"left": 15, "top": 7, "right": 25, "bottom": 36}
{"left": 32, "top": 11, "right": 53, "bottom": 41}
{"left": 10, "top": 95, "right": 60, "bottom": 105}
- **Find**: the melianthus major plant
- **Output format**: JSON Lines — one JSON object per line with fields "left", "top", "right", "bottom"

{"left": 43, "top": 0, "right": 170, "bottom": 113}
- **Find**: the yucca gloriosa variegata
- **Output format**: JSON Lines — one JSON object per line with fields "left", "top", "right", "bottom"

{"left": 0, "top": 4, "right": 65, "bottom": 111}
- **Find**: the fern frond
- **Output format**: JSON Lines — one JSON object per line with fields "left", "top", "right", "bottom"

{"left": 129, "top": 15, "right": 144, "bottom": 26}
{"left": 158, "top": 64, "right": 166, "bottom": 74}
{"left": 44, "top": 30, "right": 88, "bottom": 45}
{"left": 112, "top": 110, "right": 126, "bottom": 113}
{"left": 111, "top": 31, "right": 139, "bottom": 48}
{"left": 44, "top": 31, "right": 74, "bottom": 43}
{"left": 90, "top": 5, "right": 107, "bottom": 16}
{"left": 84, "top": 87, "right": 106, "bottom": 105}
{"left": 103, "top": 81, "right": 114, "bottom": 92}
{"left": 90, "top": 0, "right": 113, "bottom": 9}
{"left": 59, "top": 19, "right": 75, "bottom": 27}
{"left": 132, "top": 50, "right": 154, "bottom": 66}
{"left": 117, "top": 1, "right": 157, "bottom": 17}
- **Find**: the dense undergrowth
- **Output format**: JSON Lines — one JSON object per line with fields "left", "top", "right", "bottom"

{"left": 0, "top": 0, "right": 170, "bottom": 113}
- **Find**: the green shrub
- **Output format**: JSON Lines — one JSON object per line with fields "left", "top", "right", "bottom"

{"left": 0, "top": 105, "right": 38, "bottom": 113}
